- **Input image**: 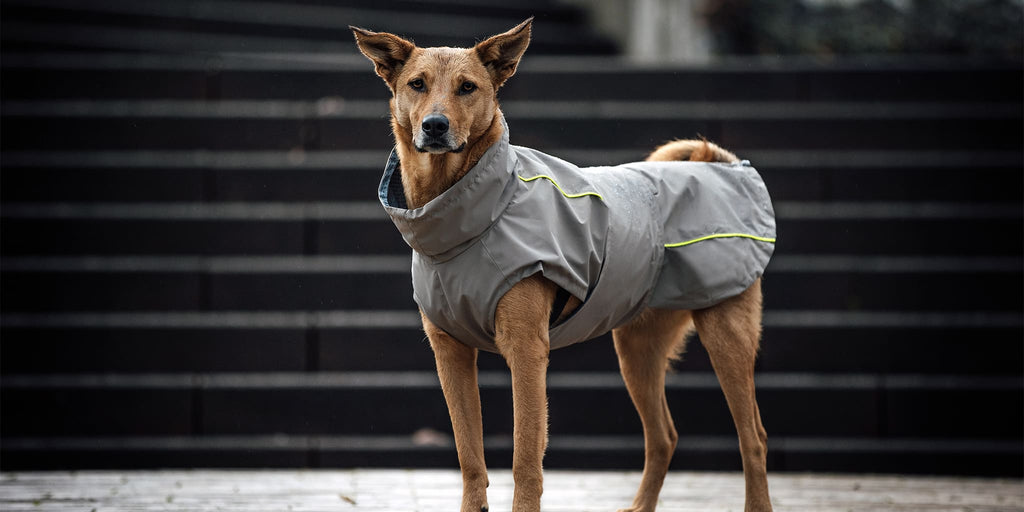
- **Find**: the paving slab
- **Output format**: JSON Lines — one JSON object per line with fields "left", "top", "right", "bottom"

{"left": 0, "top": 469, "right": 1020, "bottom": 511}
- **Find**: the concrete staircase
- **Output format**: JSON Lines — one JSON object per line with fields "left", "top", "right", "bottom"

{"left": 1, "top": 0, "right": 1021, "bottom": 476}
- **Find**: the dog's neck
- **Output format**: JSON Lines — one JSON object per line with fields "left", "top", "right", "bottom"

{"left": 392, "top": 110, "right": 504, "bottom": 209}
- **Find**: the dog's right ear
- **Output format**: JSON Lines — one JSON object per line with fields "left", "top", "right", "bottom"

{"left": 350, "top": 26, "right": 416, "bottom": 88}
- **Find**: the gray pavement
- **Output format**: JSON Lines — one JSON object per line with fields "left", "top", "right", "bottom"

{"left": 0, "top": 469, "right": 1020, "bottom": 511}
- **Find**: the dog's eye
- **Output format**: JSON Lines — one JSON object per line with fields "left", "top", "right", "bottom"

{"left": 408, "top": 79, "right": 425, "bottom": 91}
{"left": 458, "top": 81, "right": 477, "bottom": 95}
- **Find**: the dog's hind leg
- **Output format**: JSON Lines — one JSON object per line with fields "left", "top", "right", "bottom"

{"left": 693, "top": 279, "right": 772, "bottom": 512}
{"left": 494, "top": 274, "right": 558, "bottom": 512}
{"left": 423, "top": 312, "right": 490, "bottom": 512}
{"left": 612, "top": 308, "right": 693, "bottom": 512}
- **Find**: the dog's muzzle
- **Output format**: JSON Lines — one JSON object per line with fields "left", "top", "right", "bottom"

{"left": 415, "top": 113, "right": 465, "bottom": 153}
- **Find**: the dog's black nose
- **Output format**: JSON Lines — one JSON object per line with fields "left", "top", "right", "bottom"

{"left": 421, "top": 114, "right": 449, "bottom": 137}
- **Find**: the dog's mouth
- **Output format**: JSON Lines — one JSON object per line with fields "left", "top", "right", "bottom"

{"left": 414, "top": 127, "right": 466, "bottom": 154}
{"left": 415, "top": 140, "right": 466, "bottom": 154}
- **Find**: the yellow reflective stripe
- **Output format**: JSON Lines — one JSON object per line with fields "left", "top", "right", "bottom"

{"left": 665, "top": 233, "right": 776, "bottom": 248}
{"left": 518, "top": 174, "right": 604, "bottom": 201}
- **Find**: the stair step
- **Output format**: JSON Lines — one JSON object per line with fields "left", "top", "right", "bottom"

{"left": 2, "top": 321, "right": 1021, "bottom": 375}
{"left": 3, "top": 206, "right": 1020, "bottom": 256}
{"left": 1, "top": 262, "right": 1019, "bottom": 312}
{"left": 1, "top": 0, "right": 612, "bottom": 55}
{"left": 4, "top": 109, "right": 1020, "bottom": 151}
{"left": 2, "top": 372, "right": 1020, "bottom": 439}
{"left": 3, "top": 53, "right": 1020, "bottom": 101}
{"left": 7, "top": 99, "right": 1020, "bottom": 120}
{"left": 3, "top": 150, "right": 1021, "bottom": 203}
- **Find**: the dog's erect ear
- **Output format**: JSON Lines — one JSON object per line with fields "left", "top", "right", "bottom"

{"left": 350, "top": 26, "right": 416, "bottom": 88}
{"left": 474, "top": 17, "right": 533, "bottom": 89}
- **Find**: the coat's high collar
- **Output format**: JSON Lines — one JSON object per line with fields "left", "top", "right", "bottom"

{"left": 379, "top": 117, "right": 518, "bottom": 262}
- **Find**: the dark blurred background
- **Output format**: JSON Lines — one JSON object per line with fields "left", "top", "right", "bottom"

{"left": 1, "top": 0, "right": 1021, "bottom": 476}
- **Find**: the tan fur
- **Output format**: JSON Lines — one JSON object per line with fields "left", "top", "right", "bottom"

{"left": 353, "top": 19, "right": 772, "bottom": 512}
{"left": 648, "top": 138, "right": 740, "bottom": 164}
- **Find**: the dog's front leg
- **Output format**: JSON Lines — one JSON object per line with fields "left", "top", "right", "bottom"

{"left": 423, "top": 312, "right": 490, "bottom": 512}
{"left": 494, "top": 275, "right": 557, "bottom": 512}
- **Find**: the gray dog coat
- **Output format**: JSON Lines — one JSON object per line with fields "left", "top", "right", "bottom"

{"left": 379, "top": 120, "right": 776, "bottom": 353}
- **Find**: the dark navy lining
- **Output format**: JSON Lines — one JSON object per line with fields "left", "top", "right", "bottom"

{"left": 384, "top": 151, "right": 408, "bottom": 209}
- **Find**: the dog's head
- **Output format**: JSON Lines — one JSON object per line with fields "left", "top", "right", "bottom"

{"left": 351, "top": 18, "right": 532, "bottom": 154}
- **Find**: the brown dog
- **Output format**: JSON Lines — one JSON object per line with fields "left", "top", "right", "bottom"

{"left": 352, "top": 19, "right": 773, "bottom": 512}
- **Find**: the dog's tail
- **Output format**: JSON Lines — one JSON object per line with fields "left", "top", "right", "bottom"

{"left": 645, "top": 138, "right": 739, "bottom": 164}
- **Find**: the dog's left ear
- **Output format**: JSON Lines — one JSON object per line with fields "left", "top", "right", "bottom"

{"left": 474, "top": 17, "right": 533, "bottom": 90}
{"left": 350, "top": 26, "right": 416, "bottom": 89}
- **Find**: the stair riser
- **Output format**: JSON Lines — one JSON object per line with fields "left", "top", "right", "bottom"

{"left": 3, "top": 165, "right": 1023, "bottom": 203}
{"left": 4, "top": 117, "right": 1021, "bottom": 151}
{"left": 3, "top": 384, "right": 1020, "bottom": 438}
{"left": 2, "top": 326, "right": 1021, "bottom": 375}
{"left": 4, "top": 68, "right": 1021, "bottom": 101}
{"left": 1, "top": 271, "right": 1019, "bottom": 312}
{"left": 3, "top": 218, "right": 1020, "bottom": 255}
